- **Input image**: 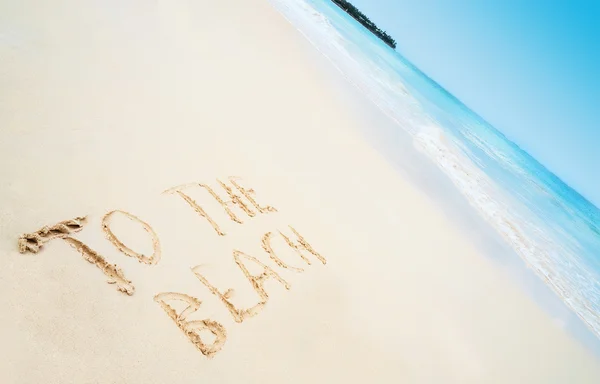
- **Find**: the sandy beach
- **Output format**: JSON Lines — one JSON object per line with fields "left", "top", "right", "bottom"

{"left": 1, "top": 0, "right": 599, "bottom": 383}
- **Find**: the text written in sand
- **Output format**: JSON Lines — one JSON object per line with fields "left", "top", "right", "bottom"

{"left": 18, "top": 176, "right": 326, "bottom": 358}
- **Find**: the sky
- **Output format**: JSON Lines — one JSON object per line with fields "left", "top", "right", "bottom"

{"left": 348, "top": 0, "right": 600, "bottom": 207}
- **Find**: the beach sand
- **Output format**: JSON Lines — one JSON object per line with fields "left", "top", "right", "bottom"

{"left": 1, "top": 0, "right": 599, "bottom": 383}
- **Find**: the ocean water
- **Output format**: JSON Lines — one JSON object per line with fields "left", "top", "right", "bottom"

{"left": 268, "top": 0, "right": 600, "bottom": 340}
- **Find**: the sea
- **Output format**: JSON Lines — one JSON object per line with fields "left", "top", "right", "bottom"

{"left": 267, "top": 0, "right": 600, "bottom": 346}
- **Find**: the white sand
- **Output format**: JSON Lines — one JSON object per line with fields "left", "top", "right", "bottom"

{"left": 1, "top": 0, "right": 599, "bottom": 383}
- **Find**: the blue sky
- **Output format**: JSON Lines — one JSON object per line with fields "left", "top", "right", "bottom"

{"left": 348, "top": 0, "right": 600, "bottom": 206}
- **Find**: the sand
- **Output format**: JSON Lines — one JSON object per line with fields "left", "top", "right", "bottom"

{"left": 1, "top": 0, "right": 599, "bottom": 383}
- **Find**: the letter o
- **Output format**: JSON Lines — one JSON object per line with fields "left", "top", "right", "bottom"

{"left": 102, "top": 210, "right": 161, "bottom": 265}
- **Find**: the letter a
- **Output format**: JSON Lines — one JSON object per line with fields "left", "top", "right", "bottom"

{"left": 233, "top": 250, "right": 290, "bottom": 300}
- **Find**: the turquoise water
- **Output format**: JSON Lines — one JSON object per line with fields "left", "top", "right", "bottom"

{"left": 269, "top": 0, "right": 600, "bottom": 339}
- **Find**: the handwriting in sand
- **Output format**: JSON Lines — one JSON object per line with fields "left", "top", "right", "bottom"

{"left": 18, "top": 176, "right": 326, "bottom": 358}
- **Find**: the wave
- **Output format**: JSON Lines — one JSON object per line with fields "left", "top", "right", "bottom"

{"left": 414, "top": 125, "right": 600, "bottom": 337}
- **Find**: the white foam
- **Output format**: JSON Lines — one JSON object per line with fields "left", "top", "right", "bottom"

{"left": 414, "top": 125, "right": 600, "bottom": 337}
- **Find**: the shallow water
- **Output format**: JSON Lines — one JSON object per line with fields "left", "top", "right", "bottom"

{"left": 268, "top": 0, "right": 600, "bottom": 344}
